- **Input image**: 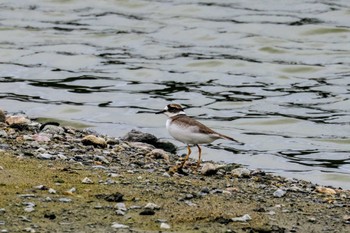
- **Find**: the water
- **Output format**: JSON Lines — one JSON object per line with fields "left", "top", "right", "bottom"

{"left": 0, "top": 0, "right": 349, "bottom": 189}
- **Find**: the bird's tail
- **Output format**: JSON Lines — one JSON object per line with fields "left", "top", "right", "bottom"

{"left": 219, "top": 133, "right": 244, "bottom": 145}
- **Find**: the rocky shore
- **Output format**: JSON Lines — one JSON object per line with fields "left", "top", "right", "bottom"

{"left": 0, "top": 109, "right": 349, "bottom": 233}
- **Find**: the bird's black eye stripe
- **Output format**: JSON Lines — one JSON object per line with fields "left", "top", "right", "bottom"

{"left": 167, "top": 104, "right": 182, "bottom": 112}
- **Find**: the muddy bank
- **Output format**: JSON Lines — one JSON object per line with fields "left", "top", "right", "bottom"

{"left": 0, "top": 111, "right": 349, "bottom": 233}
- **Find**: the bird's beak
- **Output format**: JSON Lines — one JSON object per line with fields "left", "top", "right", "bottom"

{"left": 155, "top": 110, "right": 165, "bottom": 114}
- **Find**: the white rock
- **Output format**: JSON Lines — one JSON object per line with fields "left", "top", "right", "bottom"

{"left": 81, "top": 177, "right": 94, "bottom": 184}
{"left": 273, "top": 189, "right": 286, "bottom": 198}
{"left": 231, "top": 214, "right": 252, "bottom": 222}
{"left": 115, "top": 203, "right": 127, "bottom": 211}
{"left": 111, "top": 222, "right": 129, "bottom": 229}
{"left": 160, "top": 223, "right": 171, "bottom": 229}
{"left": 58, "top": 198, "right": 72, "bottom": 203}
{"left": 38, "top": 153, "right": 54, "bottom": 160}
{"left": 144, "top": 202, "right": 160, "bottom": 210}
{"left": 231, "top": 168, "right": 251, "bottom": 178}
{"left": 201, "top": 163, "right": 218, "bottom": 176}
{"left": 48, "top": 188, "right": 56, "bottom": 194}
{"left": 24, "top": 206, "right": 35, "bottom": 212}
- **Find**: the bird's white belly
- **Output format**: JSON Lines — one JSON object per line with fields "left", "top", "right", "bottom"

{"left": 166, "top": 119, "right": 217, "bottom": 145}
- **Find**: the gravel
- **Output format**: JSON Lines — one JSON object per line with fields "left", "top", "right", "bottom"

{"left": 0, "top": 111, "right": 349, "bottom": 232}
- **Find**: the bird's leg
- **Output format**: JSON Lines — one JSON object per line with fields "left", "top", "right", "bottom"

{"left": 196, "top": 144, "right": 202, "bottom": 168}
{"left": 179, "top": 145, "right": 191, "bottom": 168}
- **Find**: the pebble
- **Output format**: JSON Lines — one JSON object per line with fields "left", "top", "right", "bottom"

{"left": 146, "top": 148, "right": 170, "bottom": 162}
{"left": 115, "top": 203, "right": 127, "bottom": 212}
{"left": 18, "top": 194, "right": 36, "bottom": 198}
{"left": 5, "top": 115, "right": 30, "bottom": 126}
{"left": 0, "top": 130, "right": 8, "bottom": 138}
{"left": 23, "top": 202, "right": 35, "bottom": 213}
{"left": 93, "top": 155, "right": 110, "bottom": 164}
{"left": 139, "top": 209, "right": 155, "bottom": 215}
{"left": 33, "top": 185, "right": 47, "bottom": 190}
{"left": 37, "top": 153, "right": 54, "bottom": 160}
{"left": 48, "top": 188, "right": 56, "bottom": 194}
{"left": 81, "top": 177, "right": 94, "bottom": 184}
{"left": 40, "top": 125, "right": 64, "bottom": 134}
{"left": 111, "top": 222, "right": 129, "bottom": 229}
{"left": 58, "top": 198, "right": 72, "bottom": 203}
{"left": 23, "top": 227, "right": 36, "bottom": 233}
{"left": 81, "top": 135, "right": 107, "bottom": 148}
{"left": 315, "top": 186, "right": 336, "bottom": 195}
{"left": 231, "top": 214, "right": 252, "bottom": 222}
{"left": 160, "top": 223, "right": 171, "bottom": 229}
{"left": 273, "top": 189, "right": 287, "bottom": 198}
{"left": 32, "top": 133, "right": 51, "bottom": 142}
{"left": 201, "top": 163, "right": 218, "bottom": 176}
{"left": 231, "top": 167, "right": 251, "bottom": 178}
{"left": 307, "top": 217, "right": 316, "bottom": 223}
{"left": 144, "top": 202, "right": 160, "bottom": 210}
{"left": 0, "top": 208, "right": 5, "bottom": 215}
{"left": 122, "top": 129, "right": 158, "bottom": 145}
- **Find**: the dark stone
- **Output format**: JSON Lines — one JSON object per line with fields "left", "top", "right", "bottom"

{"left": 122, "top": 129, "right": 176, "bottom": 153}
{"left": 139, "top": 209, "right": 155, "bottom": 215}
{"left": 215, "top": 217, "right": 232, "bottom": 224}
{"left": 44, "top": 212, "right": 56, "bottom": 220}
{"left": 39, "top": 122, "right": 60, "bottom": 131}
{"left": 95, "top": 192, "right": 124, "bottom": 202}
{"left": 154, "top": 141, "right": 177, "bottom": 154}
{"left": 122, "top": 129, "right": 158, "bottom": 144}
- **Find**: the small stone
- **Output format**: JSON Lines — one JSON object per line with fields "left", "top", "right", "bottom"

{"left": 81, "top": 177, "right": 94, "bottom": 184}
{"left": 308, "top": 217, "right": 316, "bottom": 223}
{"left": 6, "top": 115, "right": 30, "bottom": 126}
{"left": 24, "top": 206, "right": 35, "bottom": 213}
{"left": 58, "top": 198, "right": 72, "bottom": 203}
{"left": 0, "top": 208, "right": 5, "bottom": 214}
{"left": 231, "top": 167, "right": 251, "bottom": 178}
{"left": 37, "top": 153, "right": 54, "bottom": 160}
{"left": 343, "top": 215, "right": 350, "bottom": 222}
{"left": 18, "top": 194, "right": 36, "bottom": 198}
{"left": 122, "top": 129, "right": 158, "bottom": 145}
{"left": 201, "top": 163, "right": 218, "bottom": 176}
{"left": 23, "top": 227, "right": 36, "bottom": 233}
{"left": 273, "top": 189, "right": 286, "bottom": 198}
{"left": 144, "top": 202, "right": 160, "bottom": 210}
{"left": 160, "top": 223, "right": 171, "bottom": 229}
{"left": 111, "top": 222, "right": 129, "bottom": 229}
{"left": 0, "top": 130, "right": 8, "bottom": 138}
{"left": 82, "top": 135, "right": 107, "bottom": 148}
{"left": 146, "top": 149, "right": 170, "bottom": 162}
{"left": 33, "top": 185, "right": 48, "bottom": 190}
{"left": 116, "top": 210, "right": 125, "bottom": 216}
{"left": 44, "top": 212, "right": 56, "bottom": 220}
{"left": 95, "top": 192, "right": 124, "bottom": 202}
{"left": 115, "top": 203, "right": 127, "bottom": 212}
{"left": 315, "top": 186, "right": 336, "bottom": 195}
{"left": 93, "top": 155, "right": 110, "bottom": 164}
{"left": 139, "top": 209, "right": 155, "bottom": 215}
{"left": 184, "top": 200, "right": 197, "bottom": 207}
{"left": 48, "top": 188, "right": 56, "bottom": 194}
{"left": 40, "top": 124, "right": 64, "bottom": 134}
{"left": 231, "top": 214, "right": 252, "bottom": 222}
{"left": 32, "top": 133, "right": 51, "bottom": 142}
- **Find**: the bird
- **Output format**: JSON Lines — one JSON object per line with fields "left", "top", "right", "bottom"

{"left": 156, "top": 103, "right": 242, "bottom": 169}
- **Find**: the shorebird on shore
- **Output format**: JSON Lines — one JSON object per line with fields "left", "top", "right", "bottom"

{"left": 156, "top": 104, "right": 242, "bottom": 169}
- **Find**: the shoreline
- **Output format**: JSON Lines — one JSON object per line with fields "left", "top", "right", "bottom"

{"left": 0, "top": 110, "right": 349, "bottom": 232}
